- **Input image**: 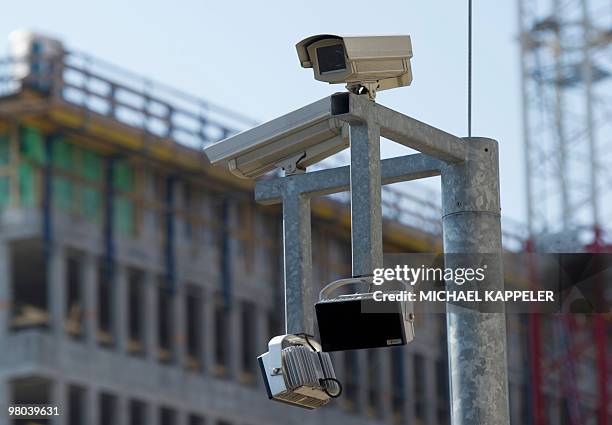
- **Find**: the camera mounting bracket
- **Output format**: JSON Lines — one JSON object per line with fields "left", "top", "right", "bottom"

{"left": 346, "top": 81, "right": 380, "bottom": 101}
{"left": 276, "top": 152, "right": 307, "bottom": 176}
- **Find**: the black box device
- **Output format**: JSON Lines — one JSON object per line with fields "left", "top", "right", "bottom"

{"left": 315, "top": 278, "right": 415, "bottom": 352}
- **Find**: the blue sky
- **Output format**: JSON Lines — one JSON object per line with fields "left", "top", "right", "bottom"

{"left": 1, "top": 0, "right": 527, "bottom": 224}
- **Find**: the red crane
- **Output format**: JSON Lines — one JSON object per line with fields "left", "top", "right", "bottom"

{"left": 527, "top": 227, "right": 610, "bottom": 425}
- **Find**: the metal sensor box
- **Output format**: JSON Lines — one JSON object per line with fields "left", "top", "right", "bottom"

{"left": 258, "top": 334, "right": 339, "bottom": 409}
{"left": 315, "top": 278, "right": 415, "bottom": 352}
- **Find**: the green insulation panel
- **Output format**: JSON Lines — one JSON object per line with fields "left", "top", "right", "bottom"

{"left": 80, "top": 187, "right": 102, "bottom": 222}
{"left": 77, "top": 146, "right": 103, "bottom": 222}
{"left": 0, "top": 176, "right": 9, "bottom": 209}
{"left": 52, "top": 176, "right": 73, "bottom": 211}
{"left": 13, "top": 126, "right": 135, "bottom": 233}
{"left": 114, "top": 196, "right": 134, "bottom": 235}
{"left": 0, "top": 133, "right": 9, "bottom": 166}
{"left": 19, "top": 126, "right": 44, "bottom": 163}
{"left": 114, "top": 160, "right": 134, "bottom": 192}
{"left": 18, "top": 163, "right": 36, "bottom": 207}
{"left": 0, "top": 133, "right": 9, "bottom": 208}
{"left": 112, "top": 160, "right": 135, "bottom": 235}
{"left": 52, "top": 138, "right": 73, "bottom": 169}
{"left": 80, "top": 149, "right": 103, "bottom": 180}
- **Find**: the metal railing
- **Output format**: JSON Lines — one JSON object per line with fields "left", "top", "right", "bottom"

{"left": 0, "top": 50, "right": 528, "bottom": 251}
{"left": 0, "top": 51, "right": 257, "bottom": 149}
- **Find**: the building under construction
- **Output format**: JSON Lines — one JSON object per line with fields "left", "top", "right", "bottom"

{"left": 0, "top": 31, "right": 608, "bottom": 425}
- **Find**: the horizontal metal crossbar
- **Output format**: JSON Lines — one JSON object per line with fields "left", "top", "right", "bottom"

{"left": 255, "top": 153, "right": 443, "bottom": 204}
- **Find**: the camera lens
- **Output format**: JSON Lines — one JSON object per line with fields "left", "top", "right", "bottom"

{"left": 317, "top": 44, "right": 346, "bottom": 74}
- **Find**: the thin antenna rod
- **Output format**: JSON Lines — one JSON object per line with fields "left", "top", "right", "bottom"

{"left": 468, "top": 0, "right": 473, "bottom": 137}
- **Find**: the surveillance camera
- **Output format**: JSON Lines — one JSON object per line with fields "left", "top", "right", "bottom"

{"left": 258, "top": 334, "right": 340, "bottom": 409}
{"left": 296, "top": 34, "right": 413, "bottom": 100}
{"left": 203, "top": 95, "right": 348, "bottom": 179}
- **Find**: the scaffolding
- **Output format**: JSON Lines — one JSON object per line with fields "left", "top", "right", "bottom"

{"left": 518, "top": 0, "right": 612, "bottom": 424}
{"left": 519, "top": 0, "right": 612, "bottom": 241}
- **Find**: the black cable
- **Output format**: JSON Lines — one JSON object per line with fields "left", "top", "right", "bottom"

{"left": 468, "top": 0, "right": 473, "bottom": 137}
{"left": 319, "top": 377, "right": 343, "bottom": 398}
{"left": 299, "top": 334, "right": 343, "bottom": 398}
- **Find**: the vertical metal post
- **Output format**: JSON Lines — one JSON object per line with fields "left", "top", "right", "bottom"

{"left": 349, "top": 122, "right": 383, "bottom": 277}
{"left": 517, "top": 0, "right": 534, "bottom": 237}
{"left": 594, "top": 314, "right": 609, "bottom": 425}
{"left": 580, "top": 0, "right": 600, "bottom": 229}
{"left": 281, "top": 181, "right": 313, "bottom": 335}
{"left": 527, "top": 237, "right": 545, "bottom": 425}
{"left": 552, "top": 0, "right": 570, "bottom": 230}
{"left": 441, "top": 137, "right": 510, "bottom": 425}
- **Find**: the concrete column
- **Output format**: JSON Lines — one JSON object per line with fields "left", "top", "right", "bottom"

{"left": 441, "top": 137, "right": 510, "bottom": 425}
{"left": 147, "top": 403, "right": 161, "bottom": 425}
{"left": 202, "top": 290, "right": 215, "bottom": 375}
{"left": 174, "top": 286, "right": 186, "bottom": 368}
{"left": 379, "top": 349, "right": 393, "bottom": 423}
{"left": 0, "top": 241, "right": 11, "bottom": 337}
{"left": 404, "top": 348, "right": 415, "bottom": 423}
{"left": 49, "top": 245, "right": 67, "bottom": 337}
{"left": 357, "top": 350, "right": 368, "bottom": 415}
{"left": 85, "top": 386, "right": 99, "bottom": 425}
{"left": 370, "top": 350, "right": 384, "bottom": 418}
{"left": 50, "top": 378, "right": 66, "bottom": 425}
{"left": 115, "top": 265, "right": 129, "bottom": 354}
{"left": 144, "top": 272, "right": 159, "bottom": 363}
{"left": 425, "top": 356, "right": 437, "bottom": 425}
{"left": 0, "top": 377, "right": 10, "bottom": 425}
{"left": 331, "top": 351, "right": 345, "bottom": 407}
{"left": 254, "top": 306, "right": 268, "bottom": 389}
{"left": 229, "top": 301, "right": 242, "bottom": 380}
{"left": 116, "top": 393, "right": 128, "bottom": 425}
{"left": 84, "top": 254, "right": 99, "bottom": 349}
{"left": 176, "top": 410, "right": 188, "bottom": 425}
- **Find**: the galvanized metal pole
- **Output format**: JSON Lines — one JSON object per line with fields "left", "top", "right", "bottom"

{"left": 441, "top": 137, "right": 510, "bottom": 425}
{"left": 349, "top": 122, "right": 383, "bottom": 277}
{"left": 281, "top": 181, "right": 314, "bottom": 336}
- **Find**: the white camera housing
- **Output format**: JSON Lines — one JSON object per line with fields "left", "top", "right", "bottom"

{"left": 203, "top": 95, "right": 347, "bottom": 179}
{"left": 296, "top": 34, "right": 413, "bottom": 99}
